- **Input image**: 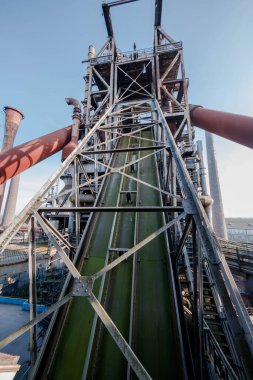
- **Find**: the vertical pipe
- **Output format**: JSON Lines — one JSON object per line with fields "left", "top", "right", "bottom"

{"left": 28, "top": 215, "right": 37, "bottom": 365}
{"left": 84, "top": 45, "right": 95, "bottom": 126}
{"left": 171, "top": 158, "right": 177, "bottom": 248}
{"left": 94, "top": 135, "right": 99, "bottom": 193}
{"left": 2, "top": 175, "right": 20, "bottom": 228}
{"left": 74, "top": 158, "right": 80, "bottom": 245}
{"left": 205, "top": 132, "right": 228, "bottom": 239}
{"left": 196, "top": 140, "right": 211, "bottom": 221}
{"left": 0, "top": 107, "right": 24, "bottom": 213}
{"left": 109, "top": 38, "right": 115, "bottom": 154}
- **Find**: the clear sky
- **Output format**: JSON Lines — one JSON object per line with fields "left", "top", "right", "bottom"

{"left": 0, "top": 0, "right": 252, "bottom": 217}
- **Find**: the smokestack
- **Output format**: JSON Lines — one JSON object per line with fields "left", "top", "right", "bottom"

{"left": 0, "top": 107, "right": 24, "bottom": 214}
{"left": 2, "top": 175, "right": 20, "bottom": 228}
{"left": 205, "top": 131, "right": 228, "bottom": 239}
{"left": 196, "top": 140, "right": 212, "bottom": 220}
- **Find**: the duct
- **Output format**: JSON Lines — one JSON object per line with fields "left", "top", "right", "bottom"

{"left": 62, "top": 98, "right": 81, "bottom": 161}
{"left": 0, "top": 125, "right": 72, "bottom": 185}
{"left": 190, "top": 105, "right": 253, "bottom": 149}
{"left": 205, "top": 131, "right": 228, "bottom": 239}
{"left": 69, "top": 193, "right": 95, "bottom": 204}
{"left": 0, "top": 107, "right": 24, "bottom": 213}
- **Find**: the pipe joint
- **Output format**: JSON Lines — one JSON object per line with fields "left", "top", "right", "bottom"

{"left": 189, "top": 104, "right": 203, "bottom": 114}
{"left": 72, "top": 107, "right": 81, "bottom": 121}
{"left": 65, "top": 98, "right": 81, "bottom": 109}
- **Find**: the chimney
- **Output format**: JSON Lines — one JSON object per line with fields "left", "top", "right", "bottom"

{"left": 2, "top": 175, "right": 20, "bottom": 228}
{"left": 205, "top": 131, "right": 228, "bottom": 239}
{"left": 0, "top": 107, "right": 24, "bottom": 217}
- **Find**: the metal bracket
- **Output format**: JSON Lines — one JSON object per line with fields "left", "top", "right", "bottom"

{"left": 182, "top": 198, "right": 195, "bottom": 214}
{"left": 72, "top": 276, "right": 94, "bottom": 297}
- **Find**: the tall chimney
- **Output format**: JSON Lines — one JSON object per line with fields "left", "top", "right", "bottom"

{"left": 205, "top": 131, "right": 228, "bottom": 239}
{"left": 0, "top": 107, "right": 24, "bottom": 215}
{"left": 2, "top": 175, "right": 20, "bottom": 228}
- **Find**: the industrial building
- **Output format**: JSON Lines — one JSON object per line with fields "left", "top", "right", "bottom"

{"left": 226, "top": 218, "right": 253, "bottom": 244}
{"left": 0, "top": 1, "right": 253, "bottom": 379}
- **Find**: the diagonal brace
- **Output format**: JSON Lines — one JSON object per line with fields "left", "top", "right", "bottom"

{"left": 88, "top": 292, "right": 152, "bottom": 380}
{"left": 93, "top": 213, "right": 186, "bottom": 280}
{"left": 36, "top": 213, "right": 81, "bottom": 279}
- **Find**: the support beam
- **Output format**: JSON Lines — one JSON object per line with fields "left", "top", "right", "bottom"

{"left": 88, "top": 293, "right": 152, "bottom": 380}
{"left": 0, "top": 295, "right": 72, "bottom": 350}
{"left": 93, "top": 212, "right": 187, "bottom": 281}
{"left": 28, "top": 216, "right": 37, "bottom": 365}
{"left": 39, "top": 206, "right": 184, "bottom": 213}
{"left": 154, "top": 0, "right": 163, "bottom": 27}
{"left": 82, "top": 145, "right": 165, "bottom": 155}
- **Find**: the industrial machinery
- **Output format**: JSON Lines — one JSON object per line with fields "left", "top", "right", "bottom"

{"left": 0, "top": 1, "right": 253, "bottom": 379}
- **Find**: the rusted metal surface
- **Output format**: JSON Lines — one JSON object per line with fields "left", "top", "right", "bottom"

{"left": 2, "top": 107, "right": 24, "bottom": 150}
{"left": 190, "top": 105, "right": 253, "bottom": 149}
{"left": 61, "top": 98, "right": 81, "bottom": 161}
{"left": 0, "top": 125, "right": 72, "bottom": 185}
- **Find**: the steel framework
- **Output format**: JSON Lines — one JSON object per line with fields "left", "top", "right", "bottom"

{"left": 0, "top": 1, "right": 253, "bottom": 379}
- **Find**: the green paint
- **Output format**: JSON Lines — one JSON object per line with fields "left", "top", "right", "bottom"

{"left": 50, "top": 133, "right": 179, "bottom": 380}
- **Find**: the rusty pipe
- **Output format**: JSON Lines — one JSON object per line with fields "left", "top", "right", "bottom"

{"left": 190, "top": 105, "right": 253, "bottom": 149}
{"left": 2, "top": 107, "right": 24, "bottom": 151}
{"left": 0, "top": 125, "right": 72, "bottom": 185}
{"left": 62, "top": 98, "right": 81, "bottom": 161}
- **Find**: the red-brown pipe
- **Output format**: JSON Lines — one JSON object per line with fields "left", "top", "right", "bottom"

{"left": 0, "top": 126, "right": 72, "bottom": 185}
{"left": 190, "top": 105, "right": 253, "bottom": 149}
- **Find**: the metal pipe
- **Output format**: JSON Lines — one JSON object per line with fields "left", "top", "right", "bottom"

{"left": 0, "top": 125, "right": 72, "bottom": 185}
{"left": 205, "top": 131, "right": 228, "bottom": 239}
{"left": 190, "top": 105, "right": 253, "bottom": 149}
{"left": 196, "top": 140, "right": 212, "bottom": 220}
{"left": 0, "top": 106, "right": 24, "bottom": 213}
{"left": 62, "top": 98, "right": 81, "bottom": 161}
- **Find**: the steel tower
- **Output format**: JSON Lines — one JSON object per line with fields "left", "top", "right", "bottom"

{"left": 0, "top": 1, "right": 253, "bottom": 379}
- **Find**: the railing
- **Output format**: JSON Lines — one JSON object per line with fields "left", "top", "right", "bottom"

{"left": 90, "top": 42, "right": 182, "bottom": 65}
{"left": 204, "top": 324, "right": 238, "bottom": 380}
{"left": 90, "top": 54, "right": 112, "bottom": 65}
{"left": 219, "top": 238, "right": 253, "bottom": 272}
{"left": 116, "top": 42, "right": 182, "bottom": 63}
{"left": 0, "top": 242, "right": 50, "bottom": 266}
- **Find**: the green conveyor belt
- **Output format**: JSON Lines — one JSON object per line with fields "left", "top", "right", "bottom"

{"left": 49, "top": 133, "right": 179, "bottom": 380}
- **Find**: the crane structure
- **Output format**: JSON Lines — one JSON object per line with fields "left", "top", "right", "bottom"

{"left": 0, "top": 1, "right": 253, "bottom": 379}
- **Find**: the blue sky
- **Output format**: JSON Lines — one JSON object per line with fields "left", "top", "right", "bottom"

{"left": 0, "top": 0, "right": 252, "bottom": 216}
